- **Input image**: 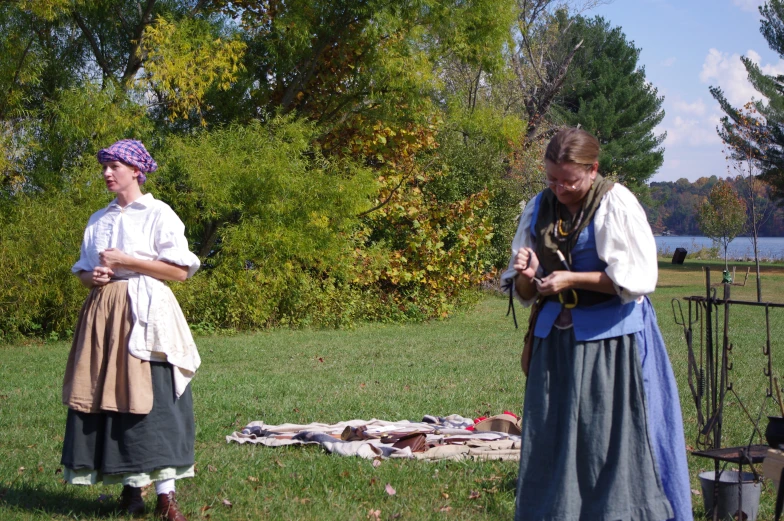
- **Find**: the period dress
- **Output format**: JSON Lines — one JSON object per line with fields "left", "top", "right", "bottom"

{"left": 61, "top": 193, "right": 201, "bottom": 487}
{"left": 503, "top": 182, "right": 692, "bottom": 521}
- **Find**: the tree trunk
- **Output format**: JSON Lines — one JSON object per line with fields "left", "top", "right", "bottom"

{"left": 747, "top": 159, "right": 762, "bottom": 301}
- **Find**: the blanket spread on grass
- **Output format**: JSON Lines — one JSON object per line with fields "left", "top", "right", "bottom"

{"left": 226, "top": 415, "right": 521, "bottom": 462}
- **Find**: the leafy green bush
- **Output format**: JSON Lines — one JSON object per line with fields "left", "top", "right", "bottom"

{"left": 0, "top": 85, "right": 151, "bottom": 341}
{"left": 155, "top": 116, "right": 378, "bottom": 329}
{"left": 0, "top": 167, "right": 108, "bottom": 340}
{"left": 1, "top": 111, "right": 502, "bottom": 339}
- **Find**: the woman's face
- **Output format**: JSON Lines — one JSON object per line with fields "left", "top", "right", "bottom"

{"left": 544, "top": 160, "right": 598, "bottom": 208}
{"left": 101, "top": 160, "right": 140, "bottom": 193}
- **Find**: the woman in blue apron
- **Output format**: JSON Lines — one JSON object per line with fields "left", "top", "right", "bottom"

{"left": 502, "top": 128, "right": 692, "bottom": 520}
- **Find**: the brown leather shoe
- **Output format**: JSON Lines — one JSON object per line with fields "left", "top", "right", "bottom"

{"left": 155, "top": 491, "right": 188, "bottom": 521}
{"left": 118, "top": 485, "right": 145, "bottom": 516}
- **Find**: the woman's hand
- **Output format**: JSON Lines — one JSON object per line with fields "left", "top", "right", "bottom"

{"left": 536, "top": 271, "right": 573, "bottom": 296}
{"left": 83, "top": 266, "right": 113, "bottom": 287}
{"left": 99, "top": 248, "right": 132, "bottom": 270}
{"left": 513, "top": 247, "right": 540, "bottom": 282}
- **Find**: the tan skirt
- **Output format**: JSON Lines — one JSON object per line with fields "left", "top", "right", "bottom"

{"left": 62, "top": 281, "right": 153, "bottom": 414}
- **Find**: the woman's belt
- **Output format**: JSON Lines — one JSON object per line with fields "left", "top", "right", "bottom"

{"left": 546, "top": 289, "right": 616, "bottom": 308}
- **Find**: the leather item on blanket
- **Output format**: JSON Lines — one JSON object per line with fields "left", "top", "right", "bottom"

{"left": 341, "top": 425, "right": 377, "bottom": 441}
{"left": 386, "top": 432, "right": 427, "bottom": 452}
{"left": 473, "top": 413, "right": 522, "bottom": 436}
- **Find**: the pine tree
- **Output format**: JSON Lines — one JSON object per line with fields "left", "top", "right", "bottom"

{"left": 710, "top": 0, "right": 784, "bottom": 201}
{"left": 553, "top": 16, "right": 666, "bottom": 189}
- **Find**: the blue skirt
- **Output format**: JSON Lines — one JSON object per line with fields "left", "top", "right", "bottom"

{"left": 515, "top": 325, "right": 673, "bottom": 520}
{"left": 635, "top": 297, "right": 694, "bottom": 521}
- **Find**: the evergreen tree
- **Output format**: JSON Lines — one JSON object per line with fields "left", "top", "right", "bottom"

{"left": 553, "top": 16, "right": 666, "bottom": 189}
{"left": 710, "top": 0, "right": 784, "bottom": 200}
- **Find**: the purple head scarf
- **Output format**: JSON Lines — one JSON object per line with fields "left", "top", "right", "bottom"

{"left": 97, "top": 139, "right": 158, "bottom": 184}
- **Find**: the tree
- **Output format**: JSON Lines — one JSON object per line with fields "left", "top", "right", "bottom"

{"left": 553, "top": 16, "right": 665, "bottom": 189}
{"left": 719, "top": 102, "right": 772, "bottom": 300}
{"left": 0, "top": 0, "right": 521, "bottom": 338}
{"left": 509, "top": 0, "right": 611, "bottom": 144}
{"left": 696, "top": 181, "right": 747, "bottom": 275}
{"left": 710, "top": 0, "right": 784, "bottom": 201}
{"left": 0, "top": 1, "right": 245, "bottom": 192}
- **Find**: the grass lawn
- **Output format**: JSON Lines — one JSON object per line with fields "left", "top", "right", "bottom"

{"left": 3, "top": 260, "right": 784, "bottom": 520}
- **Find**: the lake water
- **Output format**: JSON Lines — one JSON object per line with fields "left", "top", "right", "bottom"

{"left": 655, "top": 236, "right": 784, "bottom": 261}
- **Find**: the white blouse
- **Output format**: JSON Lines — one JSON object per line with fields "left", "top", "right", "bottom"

{"left": 501, "top": 183, "right": 658, "bottom": 305}
{"left": 72, "top": 193, "right": 201, "bottom": 397}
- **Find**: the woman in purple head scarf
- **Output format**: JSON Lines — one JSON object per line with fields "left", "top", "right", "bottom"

{"left": 61, "top": 139, "right": 201, "bottom": 521}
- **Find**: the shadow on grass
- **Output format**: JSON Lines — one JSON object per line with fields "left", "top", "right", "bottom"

{"left": 0, "top": 482, "right": 127, "bottom": 518}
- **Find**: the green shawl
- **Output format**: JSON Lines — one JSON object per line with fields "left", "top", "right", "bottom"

{"left": 533, "top": 174, "right": 614, "bottom": 276}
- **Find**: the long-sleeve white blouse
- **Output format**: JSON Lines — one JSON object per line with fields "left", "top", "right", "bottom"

{"left": 72, "top": 193, "right": 201, "bottom": 396}
{"left": 501, "top": 183, "right": 658, "bottom": 305}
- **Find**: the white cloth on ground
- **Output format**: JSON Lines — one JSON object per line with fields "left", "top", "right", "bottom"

{"left": 226, "top": 416, "right": 521, "bottom": 462}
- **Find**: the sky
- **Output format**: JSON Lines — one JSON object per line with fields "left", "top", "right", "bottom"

{"left": 589, "top": 0, "right": 783, "bottom": 183}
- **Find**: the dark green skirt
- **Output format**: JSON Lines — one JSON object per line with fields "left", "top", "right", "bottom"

{"left": 62, "top": 361, "right": 194, "bottom": 480}
{"left": 514, "top": 328, "right": 673, "bottom": 521}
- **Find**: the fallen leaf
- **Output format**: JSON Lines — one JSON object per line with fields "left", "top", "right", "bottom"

{"left": 318, "top": 357, "right": 324, "bottom": 363}
{"left": 26, "top": 444, "right": 36, "bottom": 448}
{"left": 200, "top": 505, "right": 212, "bottom": 513}
{"left": 439, "top": 506, "right": 452, "bottom": 512}
{"left": 468, "top": 490, "right": 481, "bottom": 500}
{"left": 37, "top": 465, "right": 44, "bottom": 473}
{"left": 360, "top": 383, "right": 366, "bottom": 388}
{"left": 247, "top": 476, "right": 259, "bottom": 482}
{"left": 441, "top": 492, "right": 449, "bottom": 499}
{"left": 222, "top": 499, "right": 232, "bottom": 508}
{"left": 369, "top": 477, "right": 377, "bottom": 486}
{"left": 54, "top": 468, "right": 62, "bottom": 475}
{"left": 17, "top": 467, "right": 24, "bottom": 473}
{"left": 691, "top": 488, "right": 701, "bottom": 496}
{"left": 293, "top": 408, "right": 300, "bottom": 413}
{"left": 341, "top": 471, "right": 350, "bottom": 478}
{"left": 275, "top": 459, "right": 285, "bottom": 468}
{"left": 372, "top": 459, "right": 381, "bottom": 468}
{"left": 208, "top": 465, "right": 217, "bottom": 472}
{"left": 385, "top": 483, "right": 396, "bottom": 496}
{"left": 367, "top": 509, "right": 381, "bottom": 520}
{"left": 686, "top": 445, "right": 695, "bottom": 452}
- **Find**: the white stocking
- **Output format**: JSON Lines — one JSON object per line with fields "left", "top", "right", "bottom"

{"left": 155, "top": 478, "right": 175, "bottom": 495}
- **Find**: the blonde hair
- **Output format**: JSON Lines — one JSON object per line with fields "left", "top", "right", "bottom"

{"left": 544, "top": 128, "right": 600, "bottom": 165}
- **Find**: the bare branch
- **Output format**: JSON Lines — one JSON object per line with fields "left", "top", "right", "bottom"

{"left": 121, "top": 0, "right": 158, "bottom": 87}
{"left": 72, "top": 12, "right": 114, "bottom": 80}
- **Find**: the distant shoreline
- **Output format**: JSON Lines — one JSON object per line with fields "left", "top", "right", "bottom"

{"left": 653, "top": 234, "right": 784, "bottom": 238}
{"left": 654, "top": 236, "right": 784, "bottom": 261}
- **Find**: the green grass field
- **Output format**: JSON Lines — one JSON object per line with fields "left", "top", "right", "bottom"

{"left": 3, "top": 261, "right": 784, "bottom": 520}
